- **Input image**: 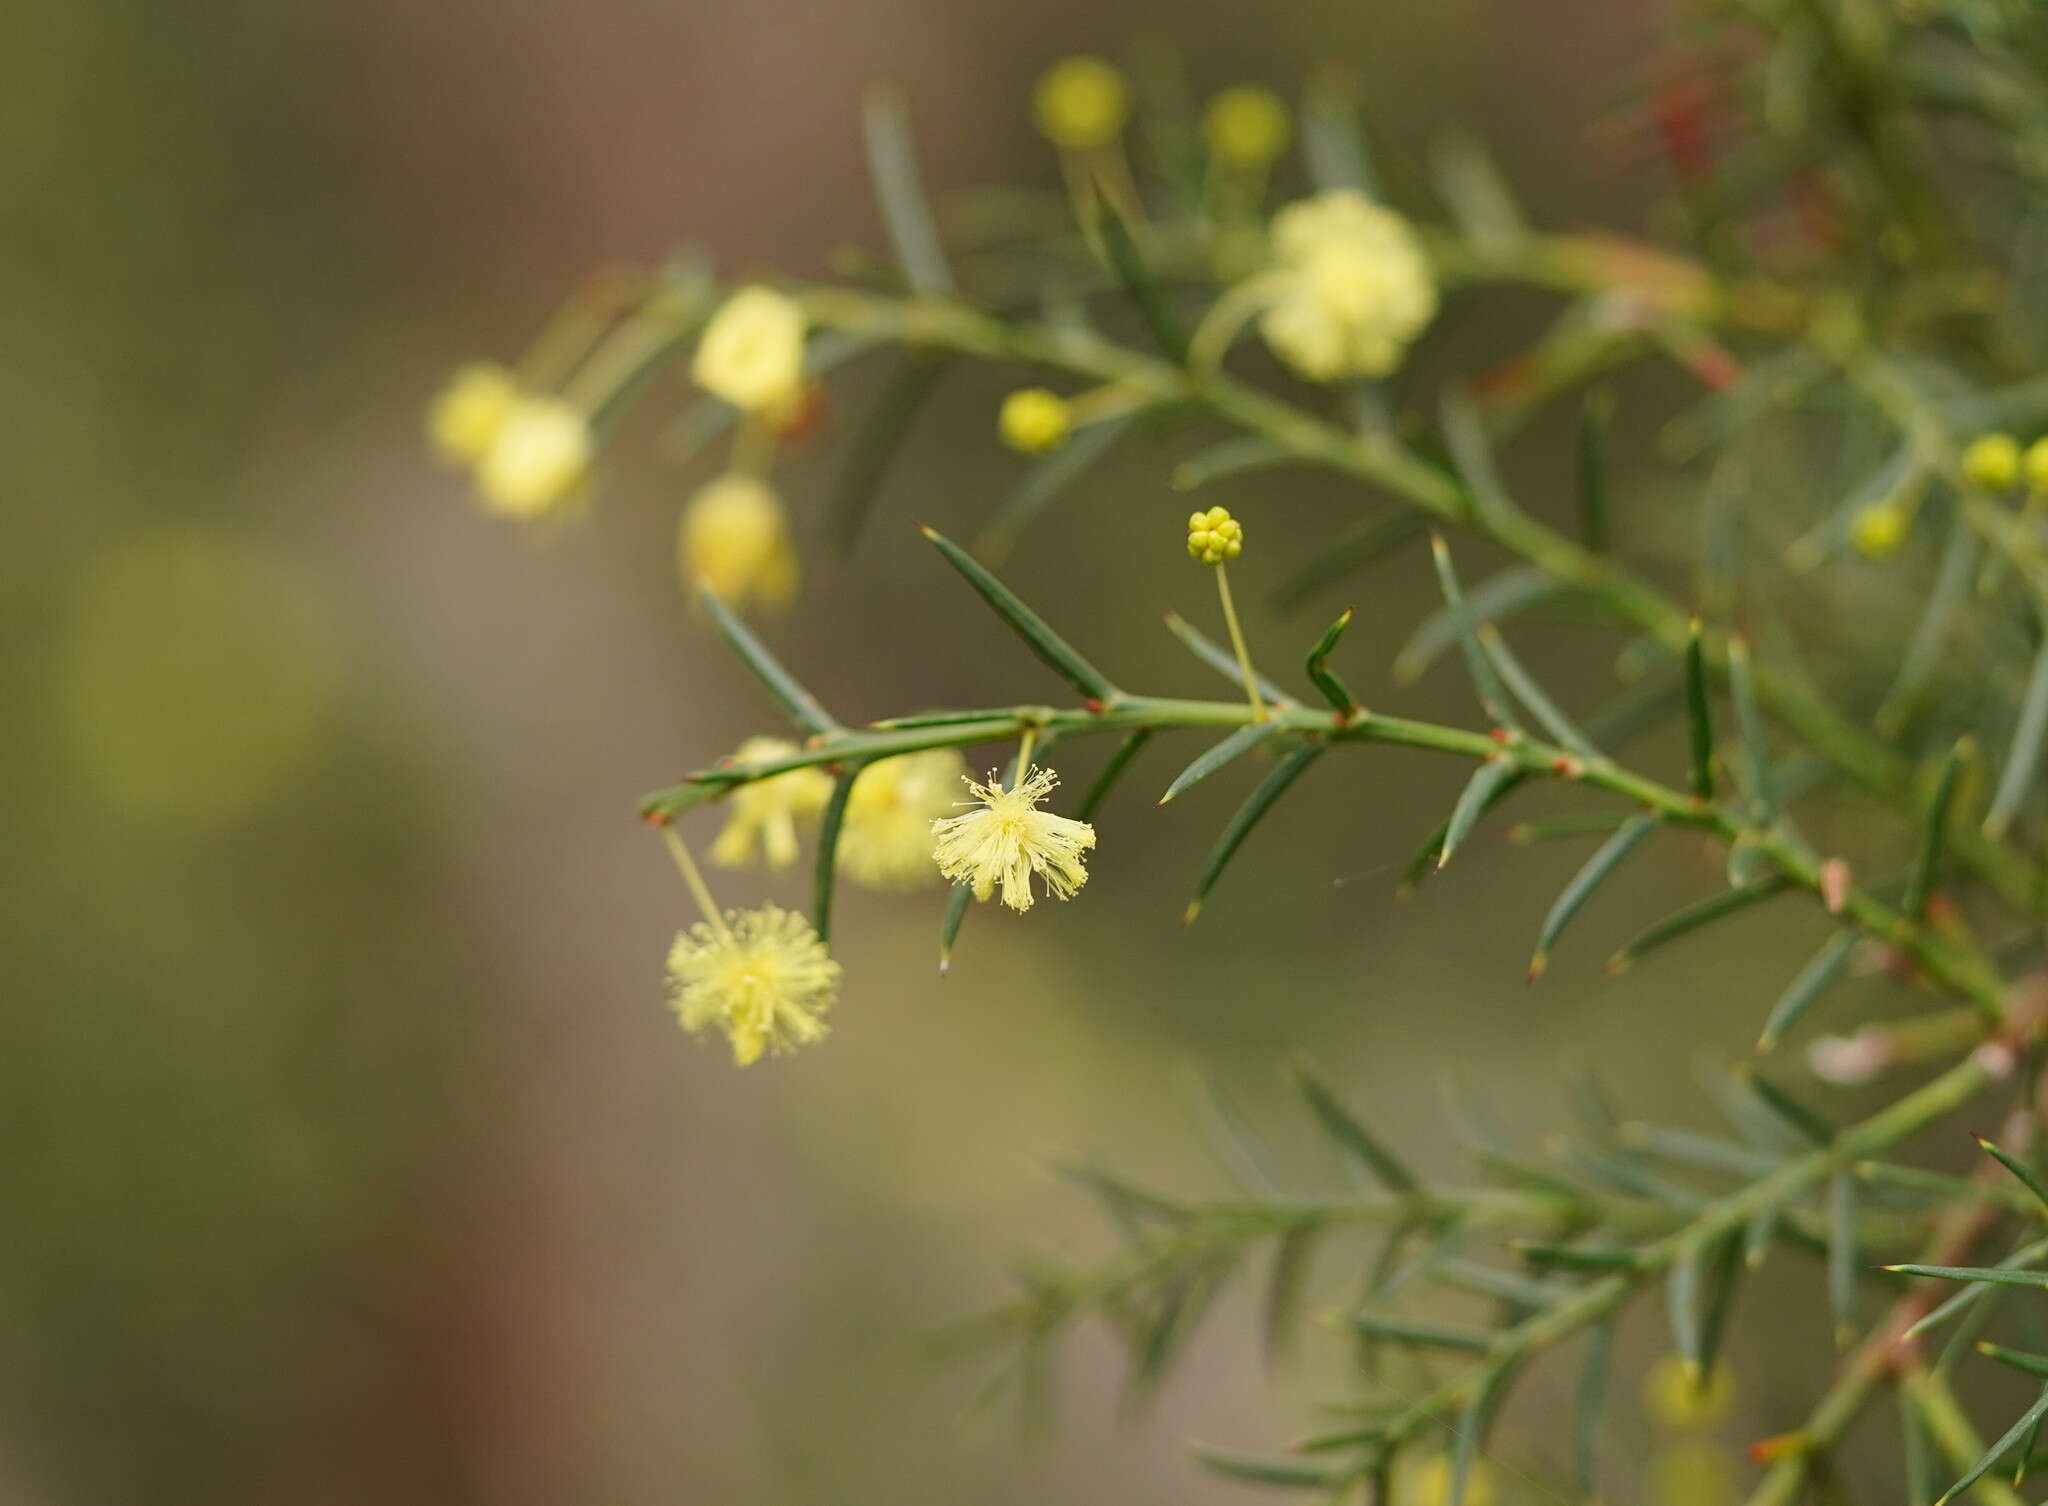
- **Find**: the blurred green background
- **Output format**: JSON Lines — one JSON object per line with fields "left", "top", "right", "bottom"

{"left": 0, "top": 0, "right": 1902, "bottom": 1501}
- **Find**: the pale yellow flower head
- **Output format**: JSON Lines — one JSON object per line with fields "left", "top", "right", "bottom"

{"left": 667, "top": 904, "right": 840, "bottom": 1065}
{"left": 1204, "top": 85, "right": 1291, "bottom": 170}
{"left": 1033, "top": 56, "right": 1129, "bottom": 150}
{"left": 1962, "top": 432, "right": 2020, "bottom": 492}
{"left": 711, "top": 736, "right": 833, "bottom": 869}
{"left": 1257, "top": 190, "right": 1438, "bottom": 381}
{"left": 1851, "top": 501, "right": 1909, "bottom": 560}
{"left": 932, "top": 764, "right": 1096, "bottom": 911}
{"left": 1186, "top": 504, "right": 1243, "bottom": 565}
{"left": 841, "top": 748, "right": 967, "bottom": 888}
{"left": 693, "top": 285, "right": 807, "bottom": 413}
{"left": 1645, "top": 1352, "right": 1736, "bottom": 1429}
{"left": 428, "top": 362, "right": 520, "bottom": 467}
{"left": 680, "top": 474, "right": 798, "bottom": 611}
{"left": 475, "top": 395, "right": 593, "bottom": 517}
{"left": 998, "top": 387, "right": 1072, "bottom": 454}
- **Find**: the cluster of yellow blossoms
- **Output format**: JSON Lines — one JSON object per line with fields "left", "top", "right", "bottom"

{"left": 432, "top": 55, "right": 1454, "bottom": 1069}
{"left": 1853, "top": 428, "right": 2048, "bottom": 561}
{"left": 661, "top": 738, "right": 1100, "bottom": 1063}
{"left": 429, "top": 283, "right": 808, "bottom": 612}
{"left": 428, "top": 363, "right": 594, "bottom": 517}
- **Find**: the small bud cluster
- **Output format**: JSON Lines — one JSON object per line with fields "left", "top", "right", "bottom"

{"left": 1186, "top": 505, "right": 1244, "bottom": 566}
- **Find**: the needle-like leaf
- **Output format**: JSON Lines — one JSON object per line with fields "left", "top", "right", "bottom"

{"left": 1529, "top": 814, "right": 1657, "bottom": 978}
{"left": 1159, "top": 721, "right": 1284, "bottom": 804}
{"left": 920, "top": 525, "right": 1117, "bottom": 702}
{"left": 1185, "top": 742, "right": 1324, "bottom": 923}
{"left": 697, "top": 583, "right": 840, "bottom": 736}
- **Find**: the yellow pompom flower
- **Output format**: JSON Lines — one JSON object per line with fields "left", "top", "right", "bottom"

{"left": 932, "top": 764, "right": 1096, "bottom": 911}
{"left": 1394, "top": 1453, "right": 1494, "bottom": 1506}
{"left": 2027, "top": 436, "right": 2048, "bottom": 494}
{"left": 428, "top": 362, "right": 520, "bottom": 467}
{"left": 1851, "top": 502, "right": 1910, "bottom": 559}
{"left": 841, "top": 748, "right": 968, "bottom": 888}
{"left": 1204, "top": 85, "right": 1291, "bottom": 170}
{"left": 692, "top": 285, "right": 807, "bottom": 413}
{"left": 680, "top": 474, "right": 798, "bottom": 611}
{"left": 999, "top": 388, "right": 1072, "bottom": 454}
{"left": 1645, "top": 1352, "right": 1736, "bottom": 1429}
{"left": 1257, "top": 189, "right": 1438, "bottom": 381}
{"left": 1032, "top": 56, "right": 1130, "bottom": 150}
{"left": 1962, "top": 432, "right": 2021, "bottom": 491}
{"left": 1187, "top": 505, "right": 1243, "bottom": 565}
{"left": 710, "top": 736, "right": 834, "bottom": 869}
{"left": 475, "top": 395, "right": 593, "bottom": 517}
{"left": 667, "top": 903, "right": 840, "bottom": 1065}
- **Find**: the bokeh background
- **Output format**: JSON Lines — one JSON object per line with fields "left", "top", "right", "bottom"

{"left": 0, "top": 1, "right": 1921, "bottom": 1501}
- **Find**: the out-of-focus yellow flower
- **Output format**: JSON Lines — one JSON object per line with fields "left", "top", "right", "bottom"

{"left": 1645, "top": 1352, "right": 1736, "bottom": 1428}
{"left": 1851, "top": 502, "right": 1910, "bottom": 559}
{"left": 1032, "top": 56, "right": 1130, "bottom": 150}
{"left": 1204, "top": 85, "right": 1291, "bottom": 169}
{"left": 1395, "top": 1453, "right": 1494, "bottom": 1506}
{"left": 428, "top": 362, "right": 520, "bottom": 467}
{"left": 680, "top": 474, "right": 798, "bottom": 611}
{"left": 62, "top": 525, "right": 341, "bottom": 828}
{"left": 840, "top": 749, "right": 967, "bottom": 888}
{"left": 998, "top": 388, "right": 1071, "bottom": 453}
{"left": 667, "top": 904, "right": 840, "bottom": 1065}
{"left": 1256, "top": 189, "right": 1438, "bottom": 381}
{"left": 711, "top": 736, "right": 834, "bottom": 869}
{"left": 932, "top": 764, "right": 1096, "bottom": 911}
{"left": 1651, "top": 1438, "right": 1740, "bottom": 1506}
{"left": 693, "top": 285, "right": 807, "bottom": 413}
{"left": 2026, "top": 436, "right": 2048, "bottom": 494}
{"left": 475, "top": 395, "right": 593, "bottom": 517}
{"left": 1187, "top": 504, "right": 1243, "bottom": 565}
{"left": 1961, "top": 432, "right": 2021, "bottom": 491}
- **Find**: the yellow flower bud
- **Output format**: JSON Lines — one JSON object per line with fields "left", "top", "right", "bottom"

{"left": 2027, "top": 436, "right": 2048, "bottom": 495}
{"left": 1032, "top": 56, "right": 1130, "bottom": 151}
{"left": 1186, "top": 504, "right": 1243, "bottom": 565}
{"left": 1961, "top": 432, "right": 2021, "bottom": 491}
{"left": 1203, "top": 85, "right": 1291, "bottom": 170}
{"left": 692, "top": 285, "right": 807, "bottom": 413}
{"left": 428, "top": 362, "right": 520, "bottom": 467}
{"left": 1645, "top": 1353, "right": 1736, "bottom": 1429}
{"left": 1851, "top": 502, "right": 1909, "bottom": 560}
{"left": 474, "top": 395, "right": 592, "bottom": 517}
{"left": 998, "top": 388, "right": 1071, "bottom": 454}
{"left": 680, "top": 474, "right": 798, "bottom": 611}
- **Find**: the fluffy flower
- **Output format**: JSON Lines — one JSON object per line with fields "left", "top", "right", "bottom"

{"left": 1257, "top": 190, "right": 1438, "bottom": 381}
{"left": 428, "top": 362, "right": 520, "bottom": 467}
{"left": 667, "top": 904, "right": 840, "bottom": 1066}
{"left": 1032, "top": 56, "right": 1129, "bottom": 151}
{"left": 680, "top": 474, "right": 798, "bottom": 611}
{"left": 931, "top": 764, "right": 1096, "bottom": 911}
{"left": 693, "top": 285, "right": 807, "bottom": 413}
{"left": 711, "top": 736, "right": 833, "bottom": 869}
{"left": 998, "top": 388, "right": 1071, "bottom": 454}
{"left": 475, "top": 395, "right": 593, "bottom": 517}
{"left": 840, "top": 748, "right": 966, "bottom": 888}
{"left": 1204, "top": 85, "right": 1290, "bottom": 169}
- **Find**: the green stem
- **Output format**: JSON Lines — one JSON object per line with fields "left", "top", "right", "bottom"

{"left": 643, "top": 690, "right": 2008, "bottom": 1022}
{"left": 790, "top": 286, "right": 2040, "bottom": 914}
{"left": 1213, "top": 564, "right": 1265, "bottom": 721}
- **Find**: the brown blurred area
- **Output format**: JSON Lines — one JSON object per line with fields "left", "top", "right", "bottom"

{"left": 0, "top": 1, "right": 1845, "bottom": 1502}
